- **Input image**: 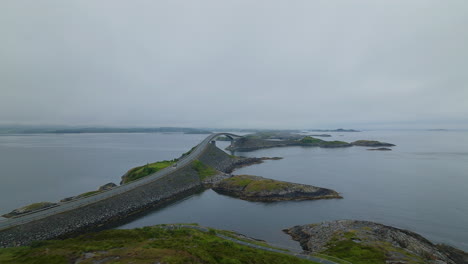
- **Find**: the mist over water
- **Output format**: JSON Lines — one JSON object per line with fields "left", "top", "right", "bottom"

{"left": 1, "top": 131, "right": 467, "bottom": 251}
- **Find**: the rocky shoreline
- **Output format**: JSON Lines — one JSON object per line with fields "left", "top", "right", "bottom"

{"left": 284, "top": 220, "right": 468, "bottom": 264}
{"left": 212, "top": 175, "right": 342, "bottom": 202}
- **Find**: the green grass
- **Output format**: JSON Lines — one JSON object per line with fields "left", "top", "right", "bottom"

{"left": 352, "top": 140, "right": 380, "bottom": 145}
{"left": 192, "top": 160, "right": 218, "bottom": 180}
{"left": 76, "top": 190, "right": 101, "bottom": 198}
{"left": 222, "top": 175, "right": 254, "bottom": 188}
{"left": 300, "top": 136, "right": 325, "bottom": 144}
{"left": 0, "top": 226, "right": 319, "bottom": 264}
{"left": 219, "top": 175, "right": 294, "bottom": 193}
{"left": 21, "top": 202, "right": 55, "bottom": 211}
{"left": 245, "top": 132, "right": 277, "bottom": 139}
{"left": 323, "top": 239, "right": 386, "bottom": 264}
{"left": 321, "top": 140, "right": 349, "bottom": 146}
{"left": 245, "top": 179, "right": 290, "bottom": 192}
{"left": 122, "top": 160, "right": 176, "bottom": 184}
{"left": 321, "top": 234, "right": 425, "bottom": 264}
{"left": 300, "top": 137, "right": 350, "bottom": 147}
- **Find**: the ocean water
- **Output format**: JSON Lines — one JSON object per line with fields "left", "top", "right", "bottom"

{"left": 0, "top": 131, "right": 467, "bottom": 251}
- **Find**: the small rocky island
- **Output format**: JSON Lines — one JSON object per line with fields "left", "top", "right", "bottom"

{"left": 351, "top": 140, "right": 395, "bottom": 147}
{"left": 226, "top": 132, "right": 395, "bottom": 152}
{"left": 367, "top": 147, "right": 392, "bottom": 151}
{"left": 284, "top": 220, "right": 468, "bottom": 264}
{"left": 212, "top": 175, "right": 342, "bottom": 202}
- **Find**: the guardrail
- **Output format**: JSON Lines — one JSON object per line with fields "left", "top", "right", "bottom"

{"left": 0, "top": 133, "right": 240, "bottom": 231}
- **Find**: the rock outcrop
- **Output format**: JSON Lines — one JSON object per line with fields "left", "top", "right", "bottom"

{"left": 98, "top": 182, "right": 117, "bottom": 191}
{"left": 284, "top": 220, "right": 467, "bottom": 264}
{"left": 226, "top": 133, "right": 396, "bottom": 152}
{"left": 212, "top": 175, "right": 342, "bottom": 202}
{"left": 367, "top": 147, "right": 392, "bottom": 151}
{"left": 352, "top": 140, "right": 395, "bottom": 147}
{"left": 226, "top": 137, "right": 352, "bottom": 152}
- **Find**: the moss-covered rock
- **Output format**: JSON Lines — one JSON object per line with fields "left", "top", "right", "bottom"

{"left": 212, "top": 175, "right": 342, "bottom": 202}
{"left": 284, "top": 220, "right": 467, "bottom": 264}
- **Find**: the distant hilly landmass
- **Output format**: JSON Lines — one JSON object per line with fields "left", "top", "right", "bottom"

{"left": 0, "top": 126, "right": 212, "bottom": 134}
{"left": 0, "top": 126, "right": 362, "bottom": 135}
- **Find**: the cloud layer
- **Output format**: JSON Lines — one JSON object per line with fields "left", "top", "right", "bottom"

{"left": 1, "top": 0, "right": 467, "bottom": 129}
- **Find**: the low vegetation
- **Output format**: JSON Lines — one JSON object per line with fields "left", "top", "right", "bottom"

{"left": 300, "top": 137, "right": 350, "bottom": 147}
{"left": 223, "top": 175, "right": 253, "bottom": 187}
{"left": 0, "top": 225, "right": 319, "bottom": 264}
{"left": 219, "top": 175, "right": 296, "bottom": 192}
{"left": 351, "top": 140, "right": 395, "bottom": 147}
{"left": 179, "top": 145, "right": 198, "bottom": 159}
{"left": 75, "top": 190, "right": 101, "bottom": 198}
{"left": 245, "top": 178, "right": 291, "bottom": 192}
{"left": 20, "top": 202, "right": 54, "bottom": 211}
{"left": 322, "top": 234, "right": 424, "bottom": 264}
{"left": 192, "top": 160, "right": 218, "bottom": 180}
{"left": 2, "top": 202, "right": 57, "bottom": 218}
{"left": 121, "top": 160, "right": 176, "bottom": 184}
{"left": 300, "top": 136, "right": 325, "bottom": 144}
{"left": 324, "top": 239, "right": 386, "bottom": 264}
{"left": 320, "top": 140, "right": 350, "bottom": 147}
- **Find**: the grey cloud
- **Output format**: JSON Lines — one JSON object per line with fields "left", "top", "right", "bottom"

{"left": 1, "top": 0, "right": 467, "bottom": 129}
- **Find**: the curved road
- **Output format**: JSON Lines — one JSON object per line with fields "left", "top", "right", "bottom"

{"left": 0, "top": 133, "right": 241, "bottom": 231}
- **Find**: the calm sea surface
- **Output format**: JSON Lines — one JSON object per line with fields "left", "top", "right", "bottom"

{"left": 0, "top": 131, "right": 467, "bottom": 251}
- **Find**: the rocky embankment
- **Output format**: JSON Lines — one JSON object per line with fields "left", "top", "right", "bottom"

{"left": 212, "top": 175, "right": 342, "bottom": 202}
{"left": 0, "top": 143, "right": 247, "bottom": 247}
{"left": 284, "top": 220, "right": 468, "bottom": 264}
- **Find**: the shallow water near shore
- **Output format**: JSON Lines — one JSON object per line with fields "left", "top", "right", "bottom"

{"left": 1, "top": 131, "right": 467, "bottom": 251}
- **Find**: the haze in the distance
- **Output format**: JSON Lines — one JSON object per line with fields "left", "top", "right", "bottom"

{"left": 1, "top": 0, "right": 467, "bottom": 129}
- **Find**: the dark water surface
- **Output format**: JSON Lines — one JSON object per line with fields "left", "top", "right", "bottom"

{"left": 1, "top": 131, "right": 467, "bottom": 251}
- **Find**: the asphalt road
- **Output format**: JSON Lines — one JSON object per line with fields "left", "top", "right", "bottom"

{"left": 0, "top": 133, "right": 240, "bottom": 231}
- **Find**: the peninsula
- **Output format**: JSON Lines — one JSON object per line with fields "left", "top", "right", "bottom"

{"left": 226, "top": 132, "right": 395, "bottom": 152}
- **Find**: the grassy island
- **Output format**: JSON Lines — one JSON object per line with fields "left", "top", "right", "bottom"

{"left": 351, "top": 140, "right": 395, "bottom": 147}
{"left": 300, "top": 136, "right": 350, "bottom": 147}
{"left": 212, "top": 175, "right": 342, "bottom": 202}
{"left": 0, "top": 225, "right": 319, "bottom": 264}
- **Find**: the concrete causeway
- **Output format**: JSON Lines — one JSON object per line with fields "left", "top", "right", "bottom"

{"left": 0, "top": 133, "right": 241, "bottom": 247}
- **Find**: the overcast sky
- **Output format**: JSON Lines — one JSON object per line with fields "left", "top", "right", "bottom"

{"left": 1, "top": 0, "right": 467, "bottom": 129}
